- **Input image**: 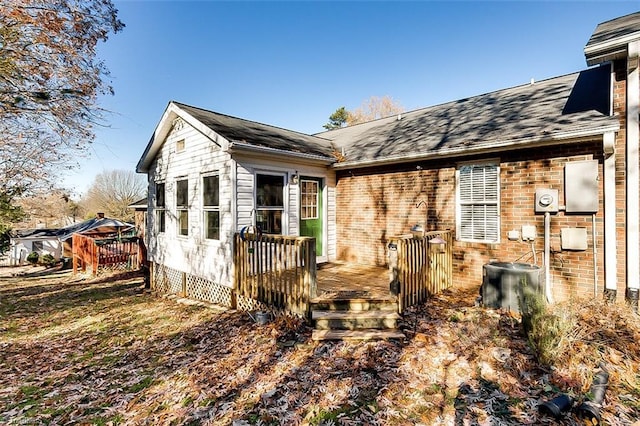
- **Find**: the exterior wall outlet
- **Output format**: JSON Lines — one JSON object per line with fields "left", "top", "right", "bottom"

{"left": 522, "top": 225, "right": 537, "bottom": 241}
{"left": 507, "top": 230, "right": 520, "bottom": 240}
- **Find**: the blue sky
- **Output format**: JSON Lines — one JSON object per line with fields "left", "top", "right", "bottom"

{"left": 64, "top": 1, "right": 639, "bottom": 196}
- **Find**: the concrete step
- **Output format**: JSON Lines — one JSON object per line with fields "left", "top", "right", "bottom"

{"left": 312, "top": 310, "right": 401, "bottom": 330}
{"left": 312, "top": 329, "right": 405, "bottom": 341}
{"left": 310, "top": 297, "right": 398, "bottom": 312}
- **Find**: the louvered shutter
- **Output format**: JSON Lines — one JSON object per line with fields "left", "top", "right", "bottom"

{"left": 458, "top": 164, "right": 499, "bottom": 242}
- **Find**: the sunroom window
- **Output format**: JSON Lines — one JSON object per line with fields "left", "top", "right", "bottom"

{"left": 203, "top": 174, "right": 219, "bottom": 240}
{"left": 256, "top": 173, "right": 284, "bottom": 234}
{"left": 155, "top": 182, "right": 165, "bottom": 233}
{"left": 176, "top": 179, "right": 188, "bottom": 236}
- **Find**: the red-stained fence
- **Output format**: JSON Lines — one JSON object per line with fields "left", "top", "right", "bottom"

{"left": 72, "top": 233, "right": 141, "bottom": 275}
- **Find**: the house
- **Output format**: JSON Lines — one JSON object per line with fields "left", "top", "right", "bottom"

{"left": 9, "top": 214, "right": 135, "bottom": 264}
{"left": 136, "top": 12, "right": 640, "bottom": 310}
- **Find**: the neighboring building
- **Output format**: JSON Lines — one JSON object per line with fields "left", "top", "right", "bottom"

{"left": 128, "top": 198, "right": 148, "bottom": 240}
{"left": 9, "top": 214, "right": 134, "bottom": 264}
{"left": 136, "top": 12, "right": 640, "bottom": 306}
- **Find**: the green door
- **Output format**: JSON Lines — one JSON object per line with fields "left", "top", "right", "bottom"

{"left": 299, "top": 177, "right": 323, "bottom": 256}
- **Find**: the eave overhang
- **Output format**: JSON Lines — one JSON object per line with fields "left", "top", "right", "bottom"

{"left": 227, "top": 141, "right": 335, "bottom": 166}
{"left": 585, "top": 31, "right": 640, "bottom": 66}
{"left": 332, "top": 124, "right": 619, "bottom": 170}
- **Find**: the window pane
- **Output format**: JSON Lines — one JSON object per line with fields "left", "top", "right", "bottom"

{"left": 156, "top": 183, "right": 165, "bottom": 208}
{"left": 157, "top": 210, "right": 165, "bottom": 233}
{"left": 176, "top": 179, "right": 188, "bottom": 207}
{"left": 256, "top": 210, "right": 282, "bottom": 234}
{"left": 256, "top": 174, "right": 284, "bottom": 207}
{"left": 203, "top": 175, "right": 219, "bottom": 207}
{"left": 301, "top": 180, "right": 318, "bottom": 220}
{"left": 179, "top": 210, "right": 188, "bottom": 236}
{"left": 205, "top": 211, "right": 220, "bottom": 240}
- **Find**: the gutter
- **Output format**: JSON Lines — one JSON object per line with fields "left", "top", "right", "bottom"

{"left": 227, "top": 141, "right": 335, "bottom": 165}
{"left": 332, "top": 124, "right": 619, "bottom": 170}
{"left": 585, "top": 31, "right": 640, "bottom": 66}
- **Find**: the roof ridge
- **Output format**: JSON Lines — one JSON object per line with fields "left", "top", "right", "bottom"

{"left": 316, "top": 70, "right": 584, "bottom": 136}
{"left": 593, "top": 10, "right": 640, "bottom": 27}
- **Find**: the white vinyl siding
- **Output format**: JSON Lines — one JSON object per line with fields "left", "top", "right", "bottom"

{"left": 147, "top": 115, "right": 233, "bottom": 287}
{"left": 456, "top": 162, "right": 500, "bottom": 242}
{"left": 234, "top": 156, "right": 336, "bottom": 262}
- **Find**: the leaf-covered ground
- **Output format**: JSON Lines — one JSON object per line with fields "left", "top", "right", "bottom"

{"left": 0, "top": 266, "right": 638, "bottom": 425}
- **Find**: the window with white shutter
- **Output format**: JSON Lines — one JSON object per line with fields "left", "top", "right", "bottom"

{"left": 456, "top": 162, "right": 500, "bottom": 242}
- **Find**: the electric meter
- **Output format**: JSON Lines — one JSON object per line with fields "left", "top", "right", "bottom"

{"left": 535, "top": 189, "right": 559, "bottom": 213}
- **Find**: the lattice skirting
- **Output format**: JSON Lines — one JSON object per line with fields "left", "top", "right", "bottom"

{"left": 152, "top": 263, "right": 183, "bottom": 295}
{"left": 96, "top": 262, "right": 134, "bottom": 276}
{"left": 186, "top": 275, "right": 233, "bottom": 306}
{"left": 151, "top": 262, "right": 305, "bottom": 317}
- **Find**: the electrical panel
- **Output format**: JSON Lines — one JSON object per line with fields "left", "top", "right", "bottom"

{"left": 535, "top": 188, "right": 559, "bottom": 213}
{"left": 565, "top": 160, "right": 599, "bottom": 213}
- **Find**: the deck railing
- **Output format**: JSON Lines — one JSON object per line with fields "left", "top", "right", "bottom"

{"left": 234, "top": 233, "right": 316, "bottom": 317}
{"left": 388, "top": 230, "right": 454, "bottom": 313}
{"left": 73, "top": 233, "right": 141, "bottom": 275}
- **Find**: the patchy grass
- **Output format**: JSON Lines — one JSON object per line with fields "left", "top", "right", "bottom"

{"left": 0, "top": 267, "right": 639, "bottom": 425}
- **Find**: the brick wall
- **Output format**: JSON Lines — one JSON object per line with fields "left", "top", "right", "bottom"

{"left": 335, "top": 141, "right": 618, "bottom": 301}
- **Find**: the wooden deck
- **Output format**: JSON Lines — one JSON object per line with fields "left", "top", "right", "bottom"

{"left": 316, "top": 262, "right": 391, "bottom": 299}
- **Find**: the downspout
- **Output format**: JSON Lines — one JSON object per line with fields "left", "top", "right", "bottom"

{"left": 603, "top": 131, "right": 618, "bottom": 301}
{"left": 626, "top": 41, "right": 640, "bottom": 310}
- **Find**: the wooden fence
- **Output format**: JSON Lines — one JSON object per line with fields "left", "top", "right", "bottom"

{"left": 234, "top": 233, "right": 316, "bottom": 317}
{"left": 72, "top": 233, "right": 141, "bottom": 275}
{"left": 388, "top": 230, "right": 454, "bottom": 312}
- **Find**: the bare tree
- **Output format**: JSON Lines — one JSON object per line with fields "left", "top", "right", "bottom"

{"left": 82, "top": 170, "right": 146, "bottom": 223}
{"left": 15, "top": 190, "right": 84, "bottom": 228}
{"left": 347, "top": 95, "right": 405, "bottom": 125}
{"left": 0, "top": 0, "right": 124, "bottom": 194}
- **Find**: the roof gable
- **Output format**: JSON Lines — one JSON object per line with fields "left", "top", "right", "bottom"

{"left": 136, "top": 102, "right": 335, "bottom": 173}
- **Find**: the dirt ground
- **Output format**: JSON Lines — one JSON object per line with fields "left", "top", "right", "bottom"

{"left": 0, "top": 266, "right": 638, "bottom": 425}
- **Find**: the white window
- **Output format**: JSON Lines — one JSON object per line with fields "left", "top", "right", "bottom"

{"left": 203, "top": 174, "right": 220, "bottom": 240}
{"left": 155, "top": 182, "right": 165, "bottom": 233}
{"left": 456, "top": 162, "right": 500, "bottom": 242}
{"left": 256, "top": 173, "right": 284, "bottom": 234}
{"left": 176, "top": 179, "right": 188, "bottom": 236}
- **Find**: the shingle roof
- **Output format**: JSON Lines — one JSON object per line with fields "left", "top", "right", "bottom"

{"left": 128, "top": 198, "right": 148, "bottom": 210}
{"left": 586, "top": 11, "right": 640, "bottom": 49}
{"left": 12, "top": 217, "right": 134, "bottom": 241}
{"left": 585, "top": 11, "right": 640, "bottom": 66}
{"left": 316, "top": 66, "right": 617, "bottom": 168}
{"left": 174, "top": 102, "right": 334, "bottom": 158}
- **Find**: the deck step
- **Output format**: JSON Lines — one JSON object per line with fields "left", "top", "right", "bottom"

{"left": 312, "top": 310, "right": 400, "bottom": 330}
{"left": 312, "top": 329, "right": 405, "bottom": 341}
{"left": 310, "top": 297, "right": 398, "bottom": 312}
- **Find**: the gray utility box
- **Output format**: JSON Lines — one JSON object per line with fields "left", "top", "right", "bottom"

{"left": 482, "top": 262, "right": 543, "bottom": 313}
{"left": 565, "top": 160, "right": 599, "bottom": 214}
